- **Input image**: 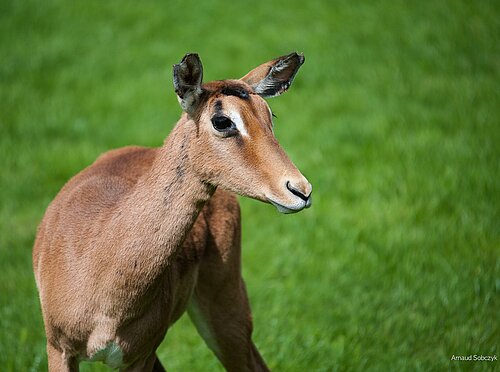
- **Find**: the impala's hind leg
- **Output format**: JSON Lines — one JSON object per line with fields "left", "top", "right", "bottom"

{"left": 47, "top": 343, "right": 78, "bottom": 372}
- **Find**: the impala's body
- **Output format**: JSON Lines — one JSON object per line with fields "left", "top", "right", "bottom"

{"left": 33, "top": 53, "right": 311, "bottom": 371}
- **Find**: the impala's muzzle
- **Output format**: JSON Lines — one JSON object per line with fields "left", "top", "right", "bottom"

{"left": 268, "top": 177, "right": 312, "bottom": 214}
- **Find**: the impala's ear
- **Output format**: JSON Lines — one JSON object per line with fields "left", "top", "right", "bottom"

{"left": 240, "top": 52, "right": 305, "bottom": 98}
{"left": 173, "top": 53, "right": 204, "bottom": 116}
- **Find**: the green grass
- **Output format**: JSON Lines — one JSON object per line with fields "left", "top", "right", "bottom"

{"left": 1, "top": 0, "right": 499, "bottom": 371}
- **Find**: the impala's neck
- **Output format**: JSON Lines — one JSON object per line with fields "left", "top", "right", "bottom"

{"left": 113, "top": 114, "right": 214, "bottom": 276}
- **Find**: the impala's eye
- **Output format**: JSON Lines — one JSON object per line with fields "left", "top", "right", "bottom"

{"left": 211, "top": 116, "right": 235, "bottom": 132}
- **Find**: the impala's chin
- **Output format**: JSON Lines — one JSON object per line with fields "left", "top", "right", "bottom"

{"left": 268, "top": 196, "right": 312, "bottom": 214}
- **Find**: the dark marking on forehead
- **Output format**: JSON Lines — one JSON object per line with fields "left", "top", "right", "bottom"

{"left": 202, "top": 80, "right": 253, "bottom": 100}
{"left": 214, "top": 99, "right": 223, "bottom": 114}
{"left": 220, "top": 86, "right": 249, "bottom": 99}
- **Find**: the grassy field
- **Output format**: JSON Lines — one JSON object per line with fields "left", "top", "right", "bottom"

{"left": 1, "top": 0, "right": 498, "bottom": 371}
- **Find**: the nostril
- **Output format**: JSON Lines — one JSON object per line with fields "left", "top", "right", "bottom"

{"left": 286, "top": 181, "right": 310, "bottom": 202}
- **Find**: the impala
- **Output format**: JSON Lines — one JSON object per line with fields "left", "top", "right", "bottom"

{"left": 33, "top": 52, "right": 312, "bottom": 371}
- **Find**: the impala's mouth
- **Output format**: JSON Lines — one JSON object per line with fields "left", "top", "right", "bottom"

{"left": 268, "top": 196, "right": 312, "bottom": 214}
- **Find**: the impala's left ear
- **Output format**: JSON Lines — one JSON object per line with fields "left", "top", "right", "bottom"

{"left": 173, "top": 53, "right": 204, "bottom": 116}
{"left": 240, "top": 52, "right": 305, "bottom": 98}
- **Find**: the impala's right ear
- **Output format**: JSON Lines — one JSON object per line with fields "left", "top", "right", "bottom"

{"left": 240, "top": 52, "right": 305, "bottom": 98}
{"left": 173, "top": 53, "right": 204, "bottom": 116}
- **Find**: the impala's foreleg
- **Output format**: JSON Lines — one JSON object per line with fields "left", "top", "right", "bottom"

{"left": 188, "top": 278, "right": 268, "bottom": 372}
{"left": 120, "top": 352, "right": 165, "bottom": 372}
{"left": 188, "top": 198, "right": 269, "bottom": 372}
{"left": 47, "top": 343, "right": 78, "bottom": 372}
{"left": 151, "top": 354, "right": 166, "bottom": 372}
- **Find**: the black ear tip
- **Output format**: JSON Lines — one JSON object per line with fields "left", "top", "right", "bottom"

{"left": 283, "top": 52, "right": 305, "bottom": 66}
{"left": 181, "top": 53, "right": 201, "bottom": 65}
{"left": 173, "top": 53, "right": 203, "bottom": 78}
{"left": 290, "top": 52, "right": 305, "bottom": 65}
{"left": 297, "top": 52, "right": 305, "bottom": 65}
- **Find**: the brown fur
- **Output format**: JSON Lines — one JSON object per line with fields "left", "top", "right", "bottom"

{"left": 33, "top": 53, "right": 311, "bottom": 371}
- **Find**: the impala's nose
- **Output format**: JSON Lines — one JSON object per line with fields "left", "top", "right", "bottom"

{"left": 286, "top": 180, "right": 312, "bottom": 208}
{"left": 268, "top": 178, "right": 312, "bottom": 213}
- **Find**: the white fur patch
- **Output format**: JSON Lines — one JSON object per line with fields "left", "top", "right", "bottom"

{"left": 227, "top": 109, "right": 249, "bottom": 137}
{"left": 89, "top": 342, "right": 125, "bottom": 369}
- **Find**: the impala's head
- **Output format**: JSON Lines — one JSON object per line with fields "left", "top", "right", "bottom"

{"left": 173, "top": 52, "right": 312, "bottom": 213}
